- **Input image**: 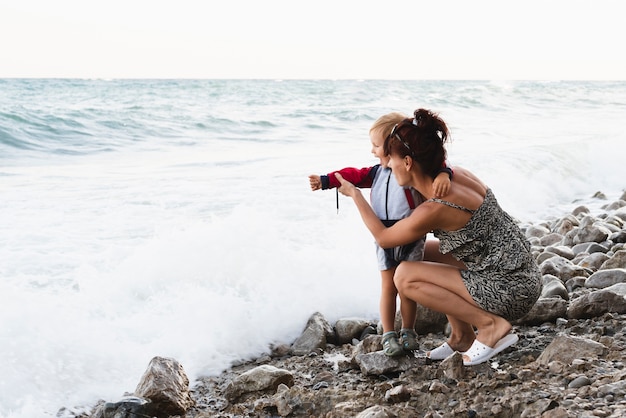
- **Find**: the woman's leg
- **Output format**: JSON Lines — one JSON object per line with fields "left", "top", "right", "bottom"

{"left": 423, "top": 238, "right": 466, "bottom": 268}
{"left": 394, "top": 261, "right": 511, "bottom": 349}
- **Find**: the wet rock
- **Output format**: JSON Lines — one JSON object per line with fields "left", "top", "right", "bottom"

{"left": 541, "top": 276, "right": 569, "bottom": 300}
{"left": 585, "top": 268, "right": 626, "bottom": 288}
{"left": 568, "top": 283, "right": 626, "bottom": 318}
{"left": 536, "top": 335, "right": 607, "bottom": 365}
{"left": 516, "top": 297, "right": 567, "bottom": 325}
{"left": 133, "top": 356, "right": 194, "bottom": 416}
{"left": 334, "top": 317, "right": 372, "bottom": 344}
{"left": 599, "top": 250, "right": 626, "bottom": 269}
{"left": 291, "top": 311, "right": 334, "bottom": 355}
{"left": 224, "top": 364, "right": 294, "bottom": 402}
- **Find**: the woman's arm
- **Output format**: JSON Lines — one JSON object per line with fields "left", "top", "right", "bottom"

{"left": 335, "top": 173, "right": 432, "bottom": 248}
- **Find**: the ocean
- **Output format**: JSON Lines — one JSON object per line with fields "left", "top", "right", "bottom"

{"left": 1, "top": 79, "right": 624, "bottom": 416}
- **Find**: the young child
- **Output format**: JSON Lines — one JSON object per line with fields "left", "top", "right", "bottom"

{"left": 309, "top": 112, "right": 452, "bottom": 356}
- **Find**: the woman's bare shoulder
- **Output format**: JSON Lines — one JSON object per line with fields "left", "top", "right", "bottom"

{"left": 451, "top": 166, "right": 487, "bottom": 191}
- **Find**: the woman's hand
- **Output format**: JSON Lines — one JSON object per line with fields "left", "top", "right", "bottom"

{"left": 334, "top": 172, "right": 359, "bottom": 198}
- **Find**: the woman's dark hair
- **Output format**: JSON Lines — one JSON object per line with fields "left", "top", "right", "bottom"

{"left": 383, "top": 108, "right": 449, "bottom": 179}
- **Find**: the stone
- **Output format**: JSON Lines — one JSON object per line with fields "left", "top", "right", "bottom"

{"left": 133, "top": 356, "right": 194, "bottom": 416}
{"left": 599, "top": 250, "right": 626, "bottom": 269}
{"left": 536, "top": 335, "right": 607, "bottom": 365}
{"left": 291, "top": 311, "right": 334, "bottom": 355}
{"left": 515, "top": 297, "right": 567, "bottom": 325}
{"left": 334, "top": 317, "right": 371, "bottom": 345}
{"left": 541, "top": 276, "right": 569, "bottom": 300}
{"left": 224, "top": 364, "right": 294, "bottom": 402}
{"left": 585, "top": 268, "right": 626, "bottom": 288}
{"left": 568, "top": 283, "right": 626, "bottom": 318}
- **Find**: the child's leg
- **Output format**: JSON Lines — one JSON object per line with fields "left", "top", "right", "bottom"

{"left": 398, "top": 291, "right": 419, "bottom": 351}
{"left": 379, "top": 268, "right": 398, "bottom": 333}
{"left": 399, "top": 293, "right": 417, "bottom": 330}
{"left": 380, "top": 268, "right": 404, "bottom": 356}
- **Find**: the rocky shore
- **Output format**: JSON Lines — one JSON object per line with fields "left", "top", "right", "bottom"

{"left": 63, "top": 191, "right": 626, "bottom": 418}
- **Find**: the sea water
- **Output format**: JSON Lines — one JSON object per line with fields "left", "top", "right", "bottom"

{"left": 1, "top": 79, "right": 624, "bottom": 416}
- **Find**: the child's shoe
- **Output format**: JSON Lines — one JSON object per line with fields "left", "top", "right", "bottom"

{"left": 400, "top": 328, "right": 419, "bottom": 351}
{"left": 382, "top": 331, "right": 403, "bottom": 357}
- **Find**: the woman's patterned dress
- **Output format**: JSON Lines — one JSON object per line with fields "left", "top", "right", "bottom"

{"left": 428, "top": 189, "right": 542, "bottom": 320}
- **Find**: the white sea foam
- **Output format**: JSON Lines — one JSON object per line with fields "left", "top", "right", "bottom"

{"left": 0, "top": 79, "right": 624, "bottom": 416}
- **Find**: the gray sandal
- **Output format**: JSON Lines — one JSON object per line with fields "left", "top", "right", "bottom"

{"left": 400, "top": 328, "right": 419, "bottom": 351}
{"left": 382, "top": 331, "right": 403, "bottom": 357}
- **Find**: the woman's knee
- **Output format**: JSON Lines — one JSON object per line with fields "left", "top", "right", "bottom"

{"left": 393, "top": 263, "right": 415, "bottom": 292}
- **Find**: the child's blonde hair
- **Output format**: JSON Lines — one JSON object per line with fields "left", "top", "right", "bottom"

{"left": 370, "top": 112, "right": 408, "bottom": 139}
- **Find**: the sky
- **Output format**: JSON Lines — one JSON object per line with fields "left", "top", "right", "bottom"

{"left": 0, "top": 0, "right": 624, "bottom": 80}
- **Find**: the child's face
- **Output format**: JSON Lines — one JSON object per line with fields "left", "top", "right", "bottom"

{"left": 370, "top": 131, "right": 390, "bottom": 167}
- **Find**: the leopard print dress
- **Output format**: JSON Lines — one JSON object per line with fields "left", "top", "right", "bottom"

{"left": 428, "top": 189, "right": 542, "bottom": 321}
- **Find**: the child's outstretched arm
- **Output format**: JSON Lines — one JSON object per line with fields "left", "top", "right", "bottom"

{"left": 309, "top": 174, "right": 322, "bottom": 191}
{"left": 309, "top": 167, "right": 377, "bottom": 192}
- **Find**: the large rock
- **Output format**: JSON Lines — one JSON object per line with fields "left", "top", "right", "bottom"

{"left": 568, "top": 283, "right": 626, "bottom": 318}
{"left": 133, "top": 356, "right": 194, "bottom": 417}
{"left": 536, "top": 335, "right": 607, "bottom": 365}
{"left": 585, "top": 268, "right": 626, "bottom": 288}
{"left": 224, "top": 364, "right": 294, "bottom": 402}
{"left": 334, "top": 317, "right": 371, "bottom": 345}
{"left": 291, "top": 311, "right": 334, "bottom": 355}
{"left": 515, "top": 297, "right": 567, "bottom": 325}
{"left": 354, "top": 351, "right": 422, "bottom": 376}
{"left": 540, "top": 256, "right": 590, "bottom": 282}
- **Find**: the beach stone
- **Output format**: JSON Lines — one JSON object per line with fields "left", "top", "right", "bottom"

{"left": 438, "top": 351, "right": 465, "bottom": 380}
{"left": 539, "top": 233, "right": 563, "bottom": 247}
{"left": 544, "top": 245, "right": 574, "bottom": 259}
{"left": 568, "top": 375, "right": 592, "bottom": 388}
{"left": 133, "top": 356, "right": 194, "bottom": 416}
{"left": 536, "top": 251, "right": 557, "bottom": 264}
{"left": 291, "top": 311, "right": 334, "bottom": 355}
{"left": 597, "top": 380, "right": 626, "bottom": 396}
{"left": 574, "top": 222, "right": 610, "bottom": 244}
{"left": 334, "top": 317, "right": 371, "bottom": 345}
{"left": 413, "top": 304, "right": 447, "bottom": 334}
{"left": 568, "top": 283, "right": 626, "bottom": 318}
{"left": 565, "top": 276, "right": 587, "bottom": 292}
{"left": 536, "top": 335, "right": 607, "bottom": 365}
{"left": 515, "top": 297, "right": 567, "bottom": 325}
{"left": 572, "top": 242, "right": 610, "bottom": 255}
{"left": 604, "top": 200, "right": 626, "bottom": 211}
{"left": 572, "top": 205, "right": 590, "bottom": 217}
{"left": 577, "top": 252, "right": 610, "bottom": 271}
{"left": 355, "top": 405, "right": 397, "bottom": 418}
{"left": 526, "top": 224, "right": 550, "bottom": 239}
{"left": 610, "top": 230, "right": 626, "bottom": 243}
{"left": 224, "top": 365, "right": 294, "bottom": 402}
{"left": 384, "top": 384, "right": 411, "bottom": 403}
{"left": 351, "top": 334, "right": 384, "bottom": 361}
{"left": 585, "top": 268, "right": 626, "bottom": 288}
{"left": 605, "top": 213, "right": 625, "bottom": 227}
{"left": 553, "top": 215, "right": 579, "bottom": 235}
{"left": 521, "top": 399, "right": 561, "bottom": 417}
{"left": 272, "top": 384, "right": 315, "bottom": 416}
{"left": 540, "top": 256, "right": 590, "bottom": 281}
{"left": 599, "top": 250, "right": 626, "bottom": 269}
{"left": 94, "top": 396, "right": 156, "bottom": 418}
{"left": 541, "top": 278, "right": 569, "bottom": 300}
{"left": 355, "top": 351, "right": 417, "bottom": 376}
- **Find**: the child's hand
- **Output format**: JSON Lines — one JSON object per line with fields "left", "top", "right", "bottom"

{"left": 433, "top": 172, "right": 451, "bottom": 198}
{"left": 309, "top": 175, "right": 322, "bottom": 191}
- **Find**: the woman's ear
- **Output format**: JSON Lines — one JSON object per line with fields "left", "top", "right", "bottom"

{"left": 404, "top": 155, "right": 413, "bottom": 171}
